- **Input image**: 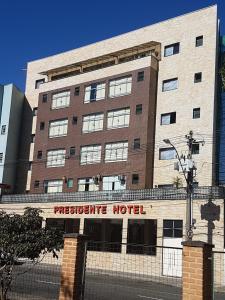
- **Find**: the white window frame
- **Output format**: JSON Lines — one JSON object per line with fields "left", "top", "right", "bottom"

{"left": 49, "top": 119, "right": 68, "bottom": 138}
{"left": 159, "top": 148, "right": 176, "bottom": 160}
{"left": 78, "top": 178, "right": 99, "bottom": 192}
{"left": 105, "top": 141, "right": 128, "bottom": 163}
{"left": 102, "top": 176, "right": 126, "bottom": 191}
{"left": 84, "top": 83, "right": 105, "bottom": 103}
{"left": 45, "top": 180, "right": 63, "bottom": 193}
{"left": 51, "top": 90, "right": 70, "bottom": 109}
{"left": 109, "top": 76, "right": 132, "bottom": 98}
{"left": 80, "top": 145, "right": 102, "bottom": 165}
{"left": 46, "top": 149, "right": 66, "bottom": 168}
{"left": 162, "top": 78, "right": 178, "bottom": 92}
{"left": 82, "top": 113, "right": 104, "bottom": 133}
{"left": 107, "top": 108, "right": 130, "bottom": 129}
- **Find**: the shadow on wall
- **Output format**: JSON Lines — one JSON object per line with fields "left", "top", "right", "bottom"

{"left": 15, "top": 97, "right": 33, "bottom": 194}
{"left": 59, "top": 273, "right": 73, "bottom": 299}
{"left": 200, "top": 196, "right": 220, "bottom": 245}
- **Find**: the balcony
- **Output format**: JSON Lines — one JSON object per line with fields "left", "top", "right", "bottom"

{"left": 1, "top": 186, "right": 224, "bottom": 204}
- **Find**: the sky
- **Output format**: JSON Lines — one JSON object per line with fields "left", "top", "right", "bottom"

{"left": 0, "top": 0, "right": 224, "bottom": 91}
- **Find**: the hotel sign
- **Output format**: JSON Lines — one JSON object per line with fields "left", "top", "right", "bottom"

{"left": 54, "top": 205, "right": 146, "bottom": 215}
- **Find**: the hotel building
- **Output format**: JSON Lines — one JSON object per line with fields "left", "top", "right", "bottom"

{"left": 0, "top": 6, "right": 224, "bottom": 269}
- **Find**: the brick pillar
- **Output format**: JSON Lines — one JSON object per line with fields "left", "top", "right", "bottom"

{"left": 59, "top": 233, "right": 88, "bottom": 300}
{"left": 182, "top": 241, "right": 214, "bottom": 300}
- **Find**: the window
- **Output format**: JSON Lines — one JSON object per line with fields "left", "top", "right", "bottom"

{"left": 70, "top": 147, "right": 75, "bottom": 156}
{"left": 133, "top": 138, "right": 140, "bottom": 149}
{"left": 33, "top": 107, "right": 38, "bottom": 116}
{"left": 107, "top": 108, "right": 130, "bottom": 129}
{"left": 105, "top": 141, "right": 128, "bottom": 163}
{"left": 84, "top": 219, "right": 122, "bottom": 252}
{"left": 35, "top": 79, "right": 45, "bottom": 89}
{"left": 34, "top": 180, "right": 40, "bottom": 188}
{"left": 44, "top": 180, "right": 63, "bottom": 193}
{"left": 196, "top": 36, "right": 203, "bottom": 47}
{"left": 164, "top": 43, "right": 180, "bottom": 57}
{"left": 51, "top": 91, "right": 70, "bottom": 109}
{"left": 162, "top": 78, "right": 178, "bottom": 92}
{"left": 127, "top": 219, "right": 157, "bottom": 255}
{"left": 46, "top": 218, "right": 80, "bottom": 234}
{"left": 193, "top": 108, "right": 200, "bottom": 119}
{"left": 37, "top": 151, "right": 42, "bottom": 159}
{"left": 137, "top": 71, "right": 144, "bottom": 82}
{"left": 0, "top": 153, "right": 3, "bottom": 163}
{"left": 40, "top": 122, "right": 45, "bottom": 130}
{"left": 67, "top": 178, "right": 74, "bottom": 188}
{"left": 161, "top": 112, "right": 176, "bottom": 125}
{"left": 132, "top": 174, "right": 139, "bottom": 184}
{"left": 82, "top": 113, "right": 104, "bottom": 133}
{"left": 192, "top": 143, "right": 199, "bottom": 155}
{"left": 109, "top": 76, "right": 132, "bottom": 98}
{"left": 136, "top": 104, "right": 142, "bottom": 115}
{"left": 42, "top": 94, "right": 48, "bottom": 103}
{"left": 158, "top": 184, "right": 174, "bottom": 189}
{"left": 1, "top": 125, "right": 6, "bottom": 135}
{"left": 74, "top": 87, "right": 80, "bottom": 96}
{"left": 31, "top": 134, "right": 35, "bottom": 143}
{"left": 163, "top": 220, "right": 183, "bottom": 238}
{"left": 80, "top": 145, "right": 101, "bottom": 165}
{"left": 194, "top": 72, "right": 202, "bottom": 83}
{"left": 84, "top": 83, "right": 105, "bottom": 103}
{"left": 102, "top": 176, "right": 126, "bottom": 191}
{"left": 46, "top": 149, "right": 66, "bottom": 167}
{"left": 78, "top": 178, "right": 99, "bottom": 192}
{"left": 49, "top": 119, "right": 68, "bottom": 138}
{"left": 72, "top": 116, "right": 78, "bottom": 125}
{"left": 159, "top": 148, "right": 176, "bottom": 160}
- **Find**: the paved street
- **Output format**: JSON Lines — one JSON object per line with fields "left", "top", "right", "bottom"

{"left": 7, "top": 263, "right": 225, "bottom": 300}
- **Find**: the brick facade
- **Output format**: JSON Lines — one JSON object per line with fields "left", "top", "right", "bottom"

{"left": 59, "top": 234, "right": 87, "bottom": 300}
{"left": 30, "top": 64, "right": 158, "bottom": 193}
{"left": 182, "top": 241, "right": 214, "bottom": 300}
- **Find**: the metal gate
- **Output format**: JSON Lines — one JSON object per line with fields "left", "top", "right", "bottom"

{"left": 84, "top": 242, "right": 182, "bottom": 300}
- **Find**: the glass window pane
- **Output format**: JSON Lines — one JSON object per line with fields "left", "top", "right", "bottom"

{"left": 161, "top": 114, "right": 171, "bottom": 125}
{"left": 163, "top": 79, "right": 178, "bottom": 91}
{"left": 163, "top": 229, "right": 173, "bottom": 237}
{"left": 163, "top": 220, "right": 173, "bottom": 229}
{"left": 159, "top": 148, "right": 176, "bottom": 160}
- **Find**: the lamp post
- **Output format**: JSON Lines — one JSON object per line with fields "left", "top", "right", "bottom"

{"left": 163, "top": 137, "right": 193, "bottom": 241}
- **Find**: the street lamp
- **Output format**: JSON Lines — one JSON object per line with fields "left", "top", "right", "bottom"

{"left": 163, "top": 139, "right": 188, "bottom": 184}
{"left": 163, "top": 138, "right": 193, "bottom": 241}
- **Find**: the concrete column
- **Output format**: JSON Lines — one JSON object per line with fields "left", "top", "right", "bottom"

{"left": 79, "top": 218, "right": 84, "bottom": 234}
{"left": 59, "top": 233, "right": 88, "bottom": 300}
{"left": 182, "top": 241, "right": 214, "bottom": 300}
{"left": 121, "top": 218, "right": 128, "bottom": 254}
{"left": 42, "top": 218, "right": 46, "bottom": 228}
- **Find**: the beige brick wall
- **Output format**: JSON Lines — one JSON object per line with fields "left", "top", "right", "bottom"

{"left": 25, "top": 6, "right": 218, "bottom": 188}
{"left": 0, "top": 197, "right": 223, "bottom": 250}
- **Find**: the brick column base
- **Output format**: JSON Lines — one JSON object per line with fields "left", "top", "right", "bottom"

{"left": 182, "top": 241, "right": 214, "bottom": 300}
{"left": 59, "top": 233, "right": 87, "bottom": 300}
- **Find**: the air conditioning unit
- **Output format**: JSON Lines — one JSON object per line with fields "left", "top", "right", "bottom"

{"left": 92, "top": 174, "right": 102, "bottom": 185}
{"left": 118, "top": 175, "right": 126, "bottom": 185}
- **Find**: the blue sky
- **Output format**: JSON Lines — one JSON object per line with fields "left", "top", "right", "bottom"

{"left": 0, "top": 0, "right": 224, "bottom": 91}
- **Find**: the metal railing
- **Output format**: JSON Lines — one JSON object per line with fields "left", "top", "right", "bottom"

{"left": 84, "top": 242, "right": 182, "bottom": 300}
{"left": 1, "top": 186, "right": 224, "bottom": 204}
